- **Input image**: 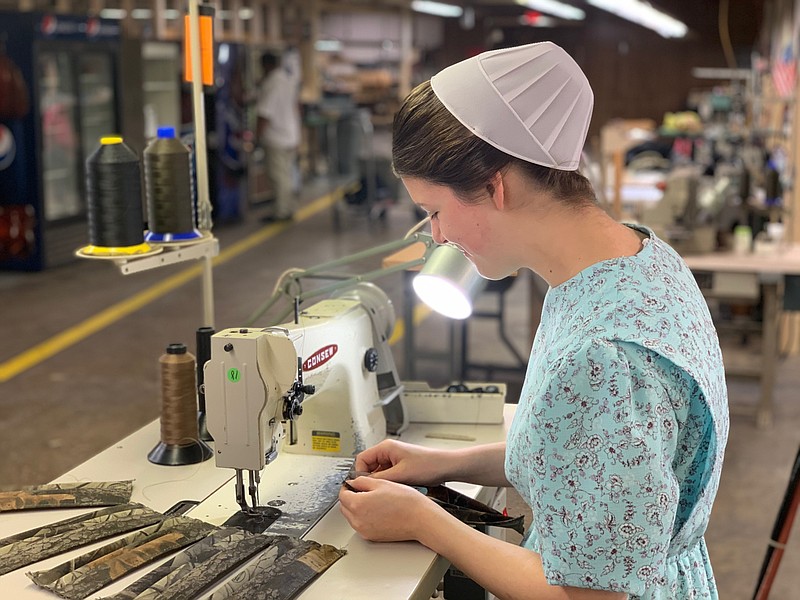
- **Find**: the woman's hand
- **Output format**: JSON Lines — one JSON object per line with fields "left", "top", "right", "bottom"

{"left": 338, "top": 476, "right": 443, "bottom": 542}
{"left": 354, "top": 439, "right": 449, "bottom": 485}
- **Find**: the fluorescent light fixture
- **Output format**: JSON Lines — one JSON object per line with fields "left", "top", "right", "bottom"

{"left": 315, "top": 39, "right": 343, "bottom": 52}
{"left": 413, "top": 244, "right": 486, "bottom": 320}
{"left": 587, "top": 0, "right": 688, "bottom": 38}
{"left": 516, "top": 0, "right": 585, "bottom": 21}
{"left": 411, "top": 1, "right": 464, "bottom": 18}
{"left": 99, "top": 8, "right": 126, "bottom": 19}
{"left": 131, "top": 8, "right": 152, "bottom": 19}
{"left": 239, "top": 8, "right": 254, "bottom": 20}
{"left": 692, "top": 67, "right": 751, "bottom": 80}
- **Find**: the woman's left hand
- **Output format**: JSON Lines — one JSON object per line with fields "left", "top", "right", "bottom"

{"left": 338, "top": 476, "right": 441, "bottom": 542}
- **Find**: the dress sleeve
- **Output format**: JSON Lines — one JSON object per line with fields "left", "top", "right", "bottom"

{"left": 523, "top": 338, "right": 682, "bottom": 595}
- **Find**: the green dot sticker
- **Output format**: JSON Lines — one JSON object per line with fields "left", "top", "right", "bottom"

{"left": 227, "top": 368, "right": 241, "bottom": 383}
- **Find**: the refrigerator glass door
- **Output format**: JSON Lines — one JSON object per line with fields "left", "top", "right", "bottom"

{"left": 38, "top": 51, "right": 81, "bottom": 222}
{"left": 78, "top": 52, "right": 116, "bottom": 166}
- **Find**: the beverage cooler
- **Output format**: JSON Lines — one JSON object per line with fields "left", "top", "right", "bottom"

{"left": 0, "top": 12, "right": 122, "bottom": 270}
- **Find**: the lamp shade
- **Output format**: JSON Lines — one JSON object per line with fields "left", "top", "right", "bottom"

{"left": 412, "top": 244, "right": 486, "bottom": 319}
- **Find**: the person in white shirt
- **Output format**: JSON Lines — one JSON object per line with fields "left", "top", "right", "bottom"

{"left": 257, "top": 51, "right": 301, "bottom": 222}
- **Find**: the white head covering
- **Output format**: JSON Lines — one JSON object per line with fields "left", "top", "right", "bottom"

{"left": 430, "top": 42, "right": 593, "bottom": 171}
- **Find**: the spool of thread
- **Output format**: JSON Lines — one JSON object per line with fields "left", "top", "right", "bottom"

{"left": 148, "top": 342, "right": 212, "bottom": 466}
{"left": 765, "top": 167, "right": 782, "bottom": 206}
{"left": 738, "top": 167, "right": 750, "bottom": 201}
{"left": 195, "top": 326, "right": 215, "bottom": 442}
{"left": 82, "top": 136, "right": 151, "bottom": 256}
{"left": 144, "top": 127, "right": 202, "bottom": 243}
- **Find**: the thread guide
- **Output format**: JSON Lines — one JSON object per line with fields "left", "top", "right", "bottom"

{"left": 114, "top": 235, "right": 219, "bottom": 275}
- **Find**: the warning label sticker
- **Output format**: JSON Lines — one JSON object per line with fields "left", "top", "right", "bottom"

{"left": 311, "top": 430, "right": 341, "bottom": 453}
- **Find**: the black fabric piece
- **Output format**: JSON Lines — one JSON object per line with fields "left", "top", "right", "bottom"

{"left": 425, "top": 485, "right": 525, "bottom": 535}
{"left": 223, "top": 506, "right": 282, "bottom": 534}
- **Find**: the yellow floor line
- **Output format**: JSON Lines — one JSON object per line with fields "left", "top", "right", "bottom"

{"left": 0, "top": 184, "right": 358, "bottom": 383}
{"left": 388, "top": 304, "right": 431, "bottom": 347}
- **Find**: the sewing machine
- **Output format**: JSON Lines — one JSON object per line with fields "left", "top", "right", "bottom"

{"left": 203, "top": 283, "right": 407, "bottom": 514}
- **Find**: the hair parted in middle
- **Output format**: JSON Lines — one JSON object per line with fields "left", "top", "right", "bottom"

{"left": 392, "top": 80, "right": 596, "bottom": 208}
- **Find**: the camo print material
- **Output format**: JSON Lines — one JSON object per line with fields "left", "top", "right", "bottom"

{"left": 27, "top": 515, "right": 215, "bottom": 600}
{"left": 101, "top": 527, "right": 277, "bottom": 600}
{"left": 208, "top": 536, "right": 311, "bottom": 599}
{"left": 209, "top": 536, "right": 345, "bottom": 600}
{"left": 0, "top": 503, "right": 164, "bottom": 576}
{"left": 0, "top": 480, "right": 133, "bottom": 512}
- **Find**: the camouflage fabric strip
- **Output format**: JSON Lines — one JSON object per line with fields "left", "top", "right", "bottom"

{"left": 208, "top": 536, "right": 312, "bottom": 599}
{"left": 155, "top": 532, "right": 278, "bottom": 600}
{"left": 99, "top": 527, "right": 252, "bottom": 600}
{"left": 227, "top": 543, "right": 346, "bottom": 600}
{"left": 0, "top": 481, "right": 134, "bottom": 512}
{"left": 0, "top": 503, "right": 153, "bottom": 545}
{"left": 0, "top": 504, "right": 164, "bottom": 576}
{"left": 27, "top": 516, "right": 216, "bottom": 600}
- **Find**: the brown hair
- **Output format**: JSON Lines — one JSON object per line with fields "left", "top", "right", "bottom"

{"left": 392, "top": 80, "right": 596, "bottom": 207}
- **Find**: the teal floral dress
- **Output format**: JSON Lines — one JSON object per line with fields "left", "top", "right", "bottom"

{"left": 505, "top": 226, "right": 729, "bottom": 598}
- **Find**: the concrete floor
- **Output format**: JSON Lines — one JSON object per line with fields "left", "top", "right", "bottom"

{"left": 1, "top": 176, "right": 798, "bottom": 599}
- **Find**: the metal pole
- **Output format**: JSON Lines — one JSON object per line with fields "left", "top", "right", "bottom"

{"left": 188, "top": 0, "right": 215, "bottom": 327}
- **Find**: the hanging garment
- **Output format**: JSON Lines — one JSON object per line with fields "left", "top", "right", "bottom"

{"left": 0, "top": 480, "right": 133, "bottom": 512}
{"left": 27, "top": 515, "right": 216, "bottom": 600}
{"left": 0, "top": 503, "right": 164, "bottom": 576}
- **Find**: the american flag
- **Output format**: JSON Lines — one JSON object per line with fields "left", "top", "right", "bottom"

{"left": 772, "top": 46, "right": 797, "bottom": 99}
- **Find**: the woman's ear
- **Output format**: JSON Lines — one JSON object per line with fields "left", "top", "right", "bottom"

{"left": 487, "top": 171, "right": 505, "bottom": 210}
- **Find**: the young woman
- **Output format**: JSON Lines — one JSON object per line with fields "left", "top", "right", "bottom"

{"left": 338, "top": 42, "right": 728, "bottom": 600}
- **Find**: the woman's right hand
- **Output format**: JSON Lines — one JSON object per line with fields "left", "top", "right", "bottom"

{"left": 355, "top": 439, "right": 451, "bottom": 485}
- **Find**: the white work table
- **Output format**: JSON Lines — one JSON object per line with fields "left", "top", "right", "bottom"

{"left": 683, "top": 246, "right": 800, "bottom": 427}
{"left": 0, "top": 405, "right": 516, "bottom": 599}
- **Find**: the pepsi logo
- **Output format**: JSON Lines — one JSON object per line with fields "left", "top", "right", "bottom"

{"left": 0, "top": 125, "right": 16, "bottom": 171}
{"left": 41, "top": 15, "right": 57, "bottom": 35}
{"left": 86, "top": 17, "right": 100, "bottom": 37}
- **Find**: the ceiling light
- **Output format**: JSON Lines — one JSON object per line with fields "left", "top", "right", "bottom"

{"left": 315, "top": 39, "right": 343, "bottom": 52}
{"left": 587, "top": 0, "right": 688, "bottom": 38}
{"left": 411, "top": 1, "right": 464, "bottom": 18}
{"left": 516, "top": 0, "right": 585, "bottom": 21}
{"left": 99, "top": 8, "right": 126, "bottom": 19}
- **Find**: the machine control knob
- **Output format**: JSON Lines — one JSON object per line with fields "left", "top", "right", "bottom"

{"left": 364, "top": 348, "right": 379, "bottom": 372}
{"left": 239, "top": 328, "right": 248, "bottom": 333}
{"left": 223, "top": 343, "right": 234, "bottom": 352}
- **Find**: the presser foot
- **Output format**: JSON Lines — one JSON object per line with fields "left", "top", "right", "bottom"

{"left": 234, "top": 469, "right": 264, "bottom": 514}
{"left": 224, "top": 504, "right": 283, "bottom": 534}
{"left": 229, "top": 468, "right": 283, "bottom": 533}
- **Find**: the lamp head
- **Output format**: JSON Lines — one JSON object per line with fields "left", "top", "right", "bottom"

{"left": 412, "top": 244, "right": 486, "bottom": 319}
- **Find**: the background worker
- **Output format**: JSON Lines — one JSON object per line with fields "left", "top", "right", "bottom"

{"left": 257, "top": 50, "right": 301, "bottom": 223}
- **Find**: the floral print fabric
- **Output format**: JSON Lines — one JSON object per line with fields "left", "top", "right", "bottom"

{"left": 505, "top": 226, "right": 728, "bottom": 598}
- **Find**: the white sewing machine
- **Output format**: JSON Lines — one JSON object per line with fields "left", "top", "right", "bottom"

{"left": 203, "top": 283, "right": 408, "bottom": 514}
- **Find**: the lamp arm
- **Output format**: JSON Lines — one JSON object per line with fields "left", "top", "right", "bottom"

{"left": 245, "top": 232, "right": 434, "bottom": 326}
